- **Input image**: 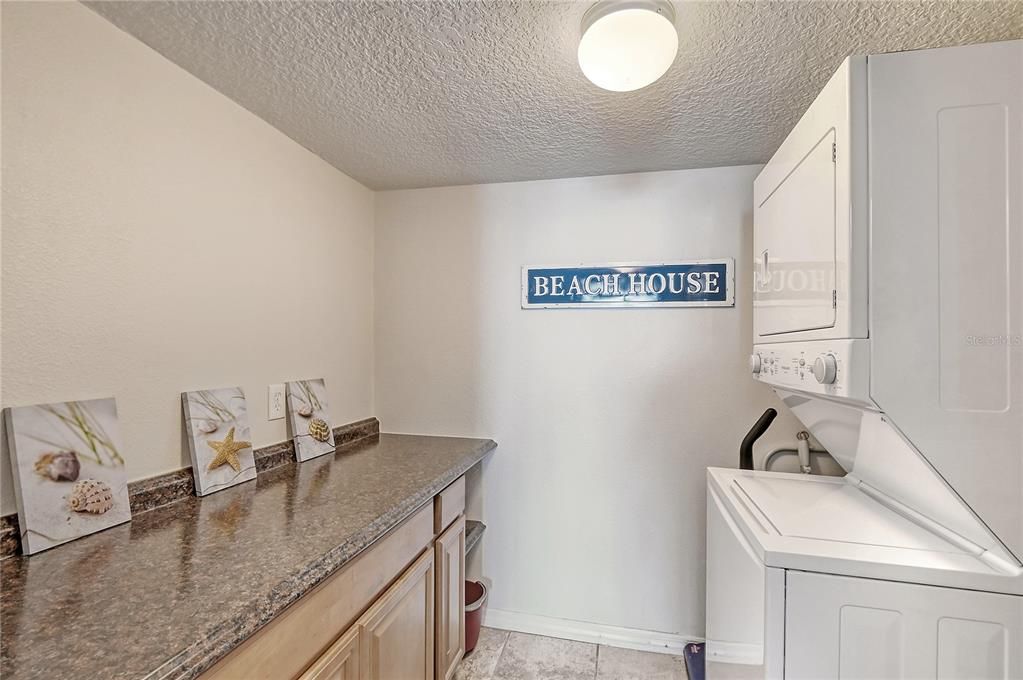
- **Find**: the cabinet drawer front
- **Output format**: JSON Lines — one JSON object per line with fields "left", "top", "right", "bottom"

{"left": 202, "top": 502, "right": 434, "bottom": 680}
{"left": 433, "top": 476, "right": 465, "bottom": 534}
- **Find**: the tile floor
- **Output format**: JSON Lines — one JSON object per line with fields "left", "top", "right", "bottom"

{"left": 455, "top": 628, "right": 689, "bottom": 680}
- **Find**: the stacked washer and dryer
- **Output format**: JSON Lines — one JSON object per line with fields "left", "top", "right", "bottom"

{"left": 706, "top": 40, "right": 1022, "bottom": 679}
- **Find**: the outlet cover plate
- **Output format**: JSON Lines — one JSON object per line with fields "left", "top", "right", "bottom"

{"left": 268, "top": 383, "right": 285, "bottom": 420}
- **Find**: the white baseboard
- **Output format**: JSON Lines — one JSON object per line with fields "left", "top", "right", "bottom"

{"left": 483, "top": 608, "right": 700, "bottom": 656}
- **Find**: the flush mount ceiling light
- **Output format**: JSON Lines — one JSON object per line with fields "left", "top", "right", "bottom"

{"left": 578, "top": 0, "right": 678, "bottom": 92}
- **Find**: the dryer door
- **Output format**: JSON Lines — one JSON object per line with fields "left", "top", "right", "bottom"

{"left": 752, "top": 55, "right": 867, "bottom": 342}
{"left": 754, "top": 129, "right": 837, "bottom": 337}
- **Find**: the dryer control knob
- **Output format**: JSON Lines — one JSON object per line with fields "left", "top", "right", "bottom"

{"left": 813, "top": 354, "right": 838, "bottom": 384}
{"left": 750, "top": 353, "right": 762, "bottom": 375}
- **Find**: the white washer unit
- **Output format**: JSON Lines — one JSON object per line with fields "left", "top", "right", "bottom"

{"left": 707, "top": 40, "right": 1023, "bottom": 679}
{"left": 707, "top": 469, "right": 1021, "bottom": 680}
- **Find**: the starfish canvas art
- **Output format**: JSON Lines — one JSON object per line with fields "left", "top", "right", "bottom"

{"left": 207, "top": 427, "right": 250, "bottom": 473}
{"left": 182, "top": 387, "right": 257, "bottom": 496}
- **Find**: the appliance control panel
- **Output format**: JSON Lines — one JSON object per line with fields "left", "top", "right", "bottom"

{"left": 751, "top": 339, "right": 871, "bottom": 404}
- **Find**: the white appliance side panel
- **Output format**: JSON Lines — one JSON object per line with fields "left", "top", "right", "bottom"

{"left": 753, "top": 56, "right": 868, "bottom": 343}
{"left": 868, "top": 40, "right": 1023, "bottom": 561}
{"left": 784, "top": 571, "right": 1023, "bottom": 680}
{"left": 763, "top": 568, "right": 785, "bottom": 680}
{"left": 706, "top": 482, "right": 766, "bottom": 671}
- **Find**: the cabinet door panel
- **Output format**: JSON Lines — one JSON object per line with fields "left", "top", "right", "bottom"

{"left": 435, "top": 516, "right": 466, "bottom": 680}
{"left": 300, "top": 627, "right": 360, "bottom": 680}
{"left": 359, "top": 549, "right": 435, "bottom": 680}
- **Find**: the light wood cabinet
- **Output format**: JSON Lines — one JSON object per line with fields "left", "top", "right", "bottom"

{"left": 203, "top": 504, "right": 434, "bottom": 680}
{"left": 303, "top": 547, "right": 440, "bottom": 680}
{"left": 204, "top": 474, "right": 469, "bottom": 680}
{"left": 435, "top": 516, "right": 466, "bottom": 680}
{"left": 300, "top": 627, "right": 360, "bottom": 680}
{"left": 359, "top": 548, "right": 435, "bottom": 680}
{"left": 434, "top": 477, "right": 466, "bottom": 534}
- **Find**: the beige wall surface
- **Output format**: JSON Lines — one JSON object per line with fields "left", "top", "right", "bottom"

{"left": 0, "top": 1, "right": 375, "bottom": 514}
{"left": 374, "top": 167, "right": 807, "bottom": 640}
{"left": 2, "top": 2, "right": 817, "bottom": 641}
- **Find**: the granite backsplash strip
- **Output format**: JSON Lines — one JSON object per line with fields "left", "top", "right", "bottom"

{"left": 129, "top": 468, "right": 195, "bottom": 515}
{"left": 333, "top": 416, "right": 380, "bottom": 448}
{"left": 0, "top": 516, "right": 19, "bottom": 561}
{"left": 1, "top": 433, "right": 496, "bottom": 680}
{"left": 253, "top": 439, "right": 295, "bottom": 473}
{"left": 0, "top": 417, "right": 380, "bottom": 559}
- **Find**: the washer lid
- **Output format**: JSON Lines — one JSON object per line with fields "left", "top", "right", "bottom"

{"left": 733, "top": 475, "right": 957, "bottom": 553}
{"left": 707, "top": 467, "right": 1023, "bottom": 595}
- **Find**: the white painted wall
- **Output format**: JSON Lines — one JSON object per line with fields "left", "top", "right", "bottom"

{"left": 374, "top": 167, "right": 805, "bottom": 640}
{"left": 0, "top": 2, "right": 375, "bottom": 515}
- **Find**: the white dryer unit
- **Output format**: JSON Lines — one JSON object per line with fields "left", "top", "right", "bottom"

{"left": 708, "top": 39, "right": 1023, "bottom": 679}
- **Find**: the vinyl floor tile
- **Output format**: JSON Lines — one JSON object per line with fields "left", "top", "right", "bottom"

{"left": 491, "top": 632, "right": 598, "bottom": 680}
{"left": 455, "top": 627, "right": 511, "bottom": 680}
{"left": 595, "top": 645, "right": 688, "bottom": 680}
{"left": 455, "top": 628, "right": 689, "bottom": 680}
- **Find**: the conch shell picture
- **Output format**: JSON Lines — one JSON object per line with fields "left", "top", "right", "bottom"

{"left": 34, "top": 450, "right": 80, "bottom": 482}
{"left": 3, "top": 398, "right": 132, "bottom": 555}
{"left": 286, "top": 379, "right": 336, "bottom": 462}
{"left": 68, "top": 479, "right": 114, "bottom": 514}
{"left": 308, "top": 418, "right": 330, "bottom": 442}
{"left": 182, "top": 388, "right": 256, "bottom": 496}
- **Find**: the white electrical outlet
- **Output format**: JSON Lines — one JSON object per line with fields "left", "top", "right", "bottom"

{"left": 268, "top": 383, "right": 286, "bottom": 420}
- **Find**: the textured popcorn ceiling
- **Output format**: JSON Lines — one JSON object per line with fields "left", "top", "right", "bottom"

{"left": 86, "top": 1, "right": 1022, "bottom": 190}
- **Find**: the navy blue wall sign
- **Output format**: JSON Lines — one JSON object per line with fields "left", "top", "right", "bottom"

{"left": 521, "top": 260, "right": 734, "bottom": 309}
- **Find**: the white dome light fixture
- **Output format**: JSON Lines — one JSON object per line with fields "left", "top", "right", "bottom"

{"left": 578, "top": 0, "right": 678, "bottom": 92}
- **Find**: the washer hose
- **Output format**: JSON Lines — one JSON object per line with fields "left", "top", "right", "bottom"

{"left": 739, "top": 408, "right": 777, "bottom": 470}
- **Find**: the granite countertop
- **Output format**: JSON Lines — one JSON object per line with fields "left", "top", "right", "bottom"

{"left": 0, "top": 433, "right": 496, "bottom": 680}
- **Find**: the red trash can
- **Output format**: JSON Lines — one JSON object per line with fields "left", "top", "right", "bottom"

{"left": 464, "top": 580, "right": 489, "bottom": 653}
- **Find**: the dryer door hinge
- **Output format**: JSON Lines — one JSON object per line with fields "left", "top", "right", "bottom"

{"left": 832, "top": 289, "right": 838, "bottom": 308}
{"left": 832, "top": 142, "right": 837, "bottom": 163}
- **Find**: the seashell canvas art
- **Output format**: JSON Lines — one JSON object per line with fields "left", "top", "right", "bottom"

{"left": 68, "top": 479, "right": 114, "bottom": 514}
{"left": 34, "top": 450, "right": 80, "bottom": 482}
{"left": 198, "top": 419, "right": 219, "bottom": 435}
{"left": 286, "top": 379, "right": 336, "bottom": 462}
{"left": 308, "top": 418, "right": 330, "bottom": 442}
{"left": 182, "top": 387, "right": 256, "bottom": 496}
{"left": 3, "top": 398, "right": 132, "bottom": 555}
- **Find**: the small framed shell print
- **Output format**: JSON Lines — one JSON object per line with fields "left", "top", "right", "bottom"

{"left": 3, "top": 398, "right": 131, "bottom": 555}
{"left": 286, "top": 379, "right": 335, "bottom": 462}
{"left": 182, "top": 387, "right": 256, "bottom": 496}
